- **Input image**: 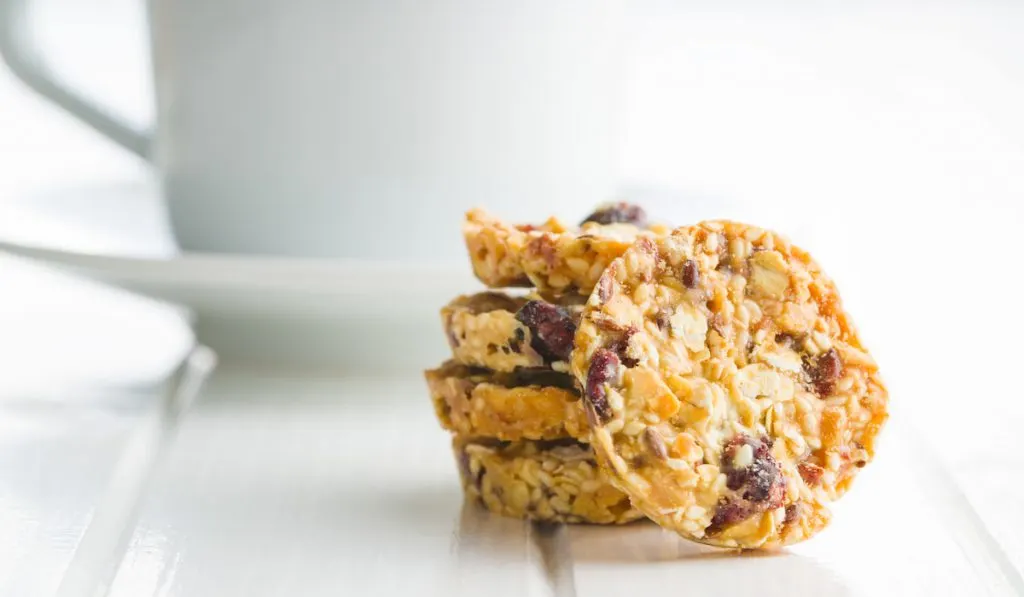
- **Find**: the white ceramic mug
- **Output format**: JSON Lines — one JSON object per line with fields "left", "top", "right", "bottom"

{"left": 0, "top": 0, "right": 620, "bottom": 260}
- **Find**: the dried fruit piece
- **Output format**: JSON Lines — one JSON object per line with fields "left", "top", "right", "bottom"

{"left": 606, "top": 326, "right": 639, "bottom": 367}
{"left": 442, "top": 292, "right": 583, "bottom": 373}
{"left": 707, "top": 436, "right": 785, "bottom": 536}
{"left": 515, "top": 300, "right": 577, "bottom": 362}
{"left": 805, "top": 348, "right": 843, "bottom": 396}
{"left": 722, "top": 436, "right": 785, "bottom": 506}
{"left": 706, "top": 500, "right": 752, "bottom": 536}
{"left": 581, "top": 202, "right": 648, "bottom": 227}
{"left": 584, "top": 349, "right": 621, "bottom": 424}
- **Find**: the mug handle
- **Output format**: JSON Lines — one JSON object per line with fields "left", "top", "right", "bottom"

{"left": 0, "top": 0, "right": 152, "bottom": 159}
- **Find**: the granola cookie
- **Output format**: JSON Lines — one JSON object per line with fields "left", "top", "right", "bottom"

{"left": 425, "top": 361, "right": 588, "bottom": 442}
{"left": 464, "top": 203, "right": 669, "bottom": 294}
{"left": 443, "top": 292, "right": 584, "bottom": 373}
{"left": 570, "top": 221, "right": 888, "bottom": 548}
{"left": 455, "top": 438, "right": 643, "bottom": 524}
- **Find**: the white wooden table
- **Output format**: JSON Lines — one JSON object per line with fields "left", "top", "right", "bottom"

{"left": 1, "top": 360, "right": 1014, "bottom": 597}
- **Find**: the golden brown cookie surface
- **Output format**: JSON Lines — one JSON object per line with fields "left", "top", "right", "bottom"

{"left": 464, "top": 204, "right": 668, "bottom": 294}
{"left": 442, "top": 292, "right": 584, "bottom": 374}
{"left": 570, "top": 221, "right": 888, "bottom": 548}
{"left": 455, "top": 438, "right": 643, "bottom": 524}
{"left": 425, "top": 361, "right": 588, "bottom": 442}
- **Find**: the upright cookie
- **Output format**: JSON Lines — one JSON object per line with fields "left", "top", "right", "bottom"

{"left": 455, "top": 438, "right": 643, "bottom": 524}
{"left": 464, "top": 203, "right": 668, "bottom": 294}
{"left": 425, "top": 361, "right": 588, "bottom": 442}
{"left": 442, "top": 292, "right": 584, "bottom": 373}
{"left": 570, "top": 221, "right": 888, "bottom": 548}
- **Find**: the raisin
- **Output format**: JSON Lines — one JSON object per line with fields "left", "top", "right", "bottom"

{"left": 584, "top": 349, "right": 620, "bottom": 424}
{"left": 805, "top": 348, "right": 843, "bottom": 396}
{"left": 681, "top": 259, "right": 699, "bottom": 288}
{"left": 798, "top": 462, "right": 824, "bottom": 486}
{"left": 515, "top": 301, "right": 577, "bottom": 362}
{"left": 742, "top": 445, "right": 785, "bottom": 504}
{"left": 580, "top": 202, "right": 647, "bottom": 227}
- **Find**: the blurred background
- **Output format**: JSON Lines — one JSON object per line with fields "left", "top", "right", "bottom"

{"left": 1, "top": 0, "right": 1023, "bottom": 595}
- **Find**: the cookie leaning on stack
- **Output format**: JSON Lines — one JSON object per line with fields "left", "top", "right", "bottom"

{"left": 570, "top": 221, "right": 889, "bottom": 548}
{"left": 424, "top": 203, "right": 663, "bottom": 524}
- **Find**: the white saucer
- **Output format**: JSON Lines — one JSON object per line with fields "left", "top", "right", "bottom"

{"left": 0, "top": 179, "right": 480, "bottom": 369}
{"left": 0, "top": 239, "right": 476, "bottom": 370}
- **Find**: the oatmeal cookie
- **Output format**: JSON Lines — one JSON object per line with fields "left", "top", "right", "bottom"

{"left": 455, "top": 438, "right": 643, "bottom": 524}
{"left": 570, "top": 221, "right": 888, "bottom": 548}
{"left": 464, "top": 203, "right": 669, "bottom": 294}
{"left": 425, "top": 361, "right": 588, "bottom": 442}
{"left": 443, "top": 292, "right": 584, "bottom": 373}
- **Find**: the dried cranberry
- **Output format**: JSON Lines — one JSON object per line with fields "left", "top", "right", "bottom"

{"left": 584, "top": 349, "right": 620, "bottom": 424}
{"left": 707, "top": 435, "right": 785, "bottom": 534}
{"left": 681, "top": 259, "right": 699, "bottom": 288}
{"left": 804, "top": 349, "right": 843, "bottom": 396}
{"left": 580, "top": 203, "right": 648, "bottom": 227}
{"left": 706, "top": 500, "right": 752, "bottom": 536}
{"left": 604, "top": 326, "right": 638, "bottom": 368}
{"left": 515, "top": 301, "right": 577, "bottom": 362}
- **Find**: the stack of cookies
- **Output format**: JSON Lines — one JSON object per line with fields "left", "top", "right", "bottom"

{"left": 425, "top": 205, "right": 890, "bottom": 548}
{"left": 425, "top": 203, "right": 663, "bottom": 524}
